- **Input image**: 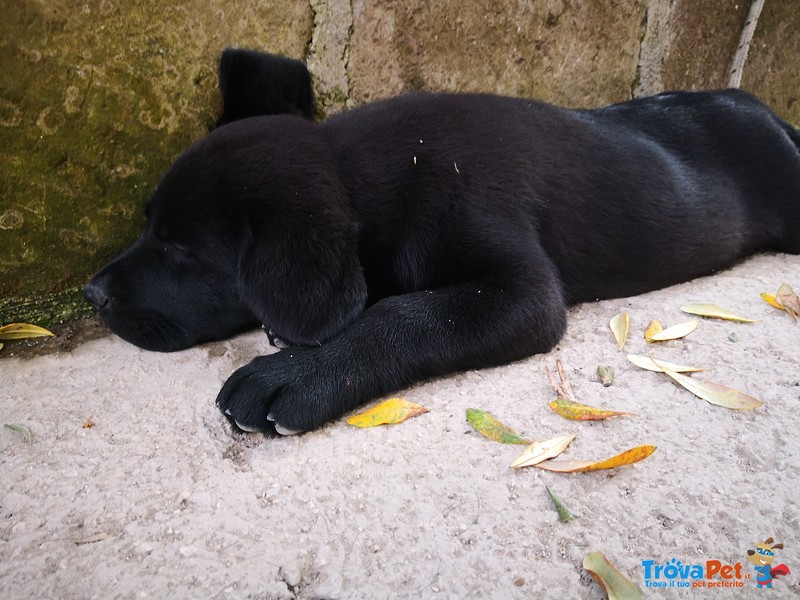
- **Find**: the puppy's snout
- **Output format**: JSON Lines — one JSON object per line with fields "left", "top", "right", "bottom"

{"left": 83, "top": 278, "right": 111, "bottom": 310}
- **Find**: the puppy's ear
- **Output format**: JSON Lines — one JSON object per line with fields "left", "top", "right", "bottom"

{"left": 216, "top": 48, "right": 315, "bottom": 126}
{"left": 237, "top": 201, "right": 367, "bottom": 347}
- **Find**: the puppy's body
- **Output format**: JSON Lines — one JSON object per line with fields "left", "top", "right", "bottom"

{"left": 85, "top": 51, "right": 800, "bottom": 434}
{"left": 325, "top": 90, "right": 798, "bottom": 303}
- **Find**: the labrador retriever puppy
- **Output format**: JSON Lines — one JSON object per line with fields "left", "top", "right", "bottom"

{"left": 85, "top": 49, "right": 800, "bottom": 435}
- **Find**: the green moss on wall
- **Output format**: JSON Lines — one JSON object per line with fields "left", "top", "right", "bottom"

{"left": 0, "top": 0, "right": 312, "bottom": 327}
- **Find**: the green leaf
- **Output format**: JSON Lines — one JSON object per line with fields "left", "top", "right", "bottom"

{"left": 466, "top": 409, "right": 532, "bottom": 445}
{"left": 583, "top": 551, "right": 643, "bottom": 600}
{"left": 545, "top": 485, "right": 575, "bottom": 523}
{"left": 4, "top": 424, "right": 33, "bottom": 443}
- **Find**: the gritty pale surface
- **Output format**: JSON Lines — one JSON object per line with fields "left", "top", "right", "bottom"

{"left": 1, "top": 254, "right": 799, "bottom": 599}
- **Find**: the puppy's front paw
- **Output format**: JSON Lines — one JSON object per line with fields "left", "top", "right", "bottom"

{"left": 216, "top": 349, "right": 352, "bottom": 435}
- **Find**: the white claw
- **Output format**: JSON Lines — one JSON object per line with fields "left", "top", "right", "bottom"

{"left": 266, "top": 412, "right": 276, "bottom": 422}
{"left": 234, "top": 420, "right": 261, "bottom": 433}
{"left": 274, "top": 423, "right": 304, "bottom": 436}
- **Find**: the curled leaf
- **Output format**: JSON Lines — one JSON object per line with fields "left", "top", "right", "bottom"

{"left": 651, "top": 360, "right": 763, "bottom": 410}
{"left": 549, "top": 397, "right": 631, "bottom": 421}
{"left": 0, "top": 323, "right": 55, "bottom": 341}
{"left": 545, "top": 358, "right": 577, "bottom": 401}
{"left": 626, "top": 354, "right": 704, "bottom": 373}
{"left": 545, "top": 485, "right": 575, "bottom": 523}
{"left": 583, "top": 551, "right": 643, "bottom": 600}
{"left": 680, "top": 303, "right": 757, "bottom": 322}
{"left": 761, "top": 284, "right": 799, "bottom": 320}
{"left": 346, "top": 398, "right": 429, "bottom": 428}
{"left": 643, "top": 320, "right": 663, "bottom": 342}
{"left": 776, "top": 284, "right": 800, "bottom": 319}
{"left": 646, "top": 319, "right": 697, "bottom": 342}
{"left": 535, "top": 445, "right": 656, "bottom": 473}
{"left": 510, "top": 434, "right": 575, "bottom": 468}
{"left": 466, "top": 409, "right": 532, "bottom": 445}
{"left": 609, "top": 312, "right": 629, "bottom": 350}
{"left": 597, "top": 365, "right": 614, "bottom": 387}
{"left": 4, "top": 423, "right": 33, "bottom": 443}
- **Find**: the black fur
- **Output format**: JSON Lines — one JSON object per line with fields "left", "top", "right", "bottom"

{"left": 85, "top": 50, "right": 800, "bottom": 435}
{"left": 216, "top": 49, "right": 314, "bottom": 125}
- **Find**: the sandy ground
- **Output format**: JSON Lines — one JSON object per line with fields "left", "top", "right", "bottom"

{"left": 1, "top": 253, "right": 798, "bottom": 599}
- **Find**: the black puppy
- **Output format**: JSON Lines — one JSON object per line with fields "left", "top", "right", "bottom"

{"left": 85, "top": 49, "right": 800, "bottom": 435}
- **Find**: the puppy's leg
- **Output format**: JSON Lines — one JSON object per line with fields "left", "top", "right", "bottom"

{"left": 217, "top": 262, "right": 566, "bottom": 434}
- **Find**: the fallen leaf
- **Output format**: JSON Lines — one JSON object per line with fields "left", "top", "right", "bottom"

{"left": 761, "top": 292, "right": 784, "bottom": 310}
{"left": 583, "top": 551, "right": 643, "bottom": 600}
{"left": 510, "top": 434, "right": 576, "bottom": 468}
{"left": 646, "top": 320, "right": 697, "bottom": 342}
{"left": 680, "top": 303, "right": 757, "bottom": 322}
{"left": 535, "top": 445, "right": 656, "bottom": 473}
{"left": 545, "top": 358, "right": 578, "bottom": 401}
{"left": 776, "top": 283, "right": 800, "bottom": 319}
{"left": 73, "top": 532, "right": 109, "bottom": 545}
{"left": 651, "top": 360, "right": 763, "bottom": 410}
{"left": 549, "top": 397, "right": 631, "bottom": 421}
{"left": 597, "top": 365, "right": 614, "bottom": 387}
{"left": 346, "top": 398, "right": 429, "bottom": 428}
{"left": 545, "top": 485, "right": 575, "bottom": 523}
{"left": 0, "top": 323, "right": 55, "bottom": 341}
{"left": 626, "top": 354, "right": 704, "bottom": 373}
{"left": 643, "top": 319, "right": 663, "bottom": 342}
{"left": 4, "top": 423, "right": 33, "bottom": 443}
{"left": 466, "top": 409, "right": 532, "bottom": 445}
{"left": 609, "top": 312, "right": 629, "bottom": 349}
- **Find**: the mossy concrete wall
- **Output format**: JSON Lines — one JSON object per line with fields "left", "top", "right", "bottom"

{"left": 1, "top": 0, "right": 798, "bottom": 326}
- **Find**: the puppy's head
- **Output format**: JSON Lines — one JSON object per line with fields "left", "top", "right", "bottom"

{"left": 85, "top": 49, "right": 366, "bottom": 351}
{"left": 84, "top": 134, "right": 256, "bottom": 351}
{"left": 86, "top": 116, "right": 366, "bottom": 351}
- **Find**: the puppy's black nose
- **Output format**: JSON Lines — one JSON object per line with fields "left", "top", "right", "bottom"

{"left": 83, "top": 279, "right": 110, "bottom": 310}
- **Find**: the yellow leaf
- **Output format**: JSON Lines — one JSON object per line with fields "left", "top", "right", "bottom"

{"left": 646, "top": 320, "right": 697, "bottom": 342}
{"left": 0, "top": 323, "right": 55, "bottom": 341}
{"left": 583, "top": 551, "right": 644, "bottom": 600}
{"left": 761, "top": 292, "right": 784, "bottom": 310}
{"left": 680, "top": 303, "right": 757, "bottom": 323}
{"left": 643, "top": 319, "right": 662, "bottom": 342}
{"left": 609, "top": 312, "right": 629, "bottom": 350}
{"left": 549, "top": 397, "right": 632, "bottom": 421}
{"left": 510, "top": 434, "right": 576, "bottom": 468}
{"left": 535, "top": 445, "right": 656, "bottom": 473}
{"left": 466, "top": 409, "right": 532, "bottom": 445}
{"left": 651, "top": 360, "right": 763, "bottom": 410}
{"left": 346, "top": 398, "right": 429, "bottom": 428}
{"left": 626, "top": 354, "right": 704, "bottom": 373}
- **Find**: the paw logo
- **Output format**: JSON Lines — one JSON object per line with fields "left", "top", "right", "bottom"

{"left": 747, "top": 537, "right": 791, "bottom": 589}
